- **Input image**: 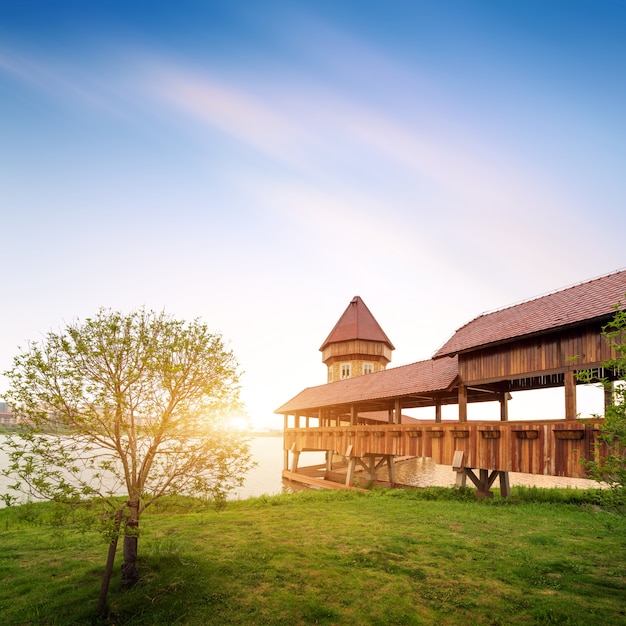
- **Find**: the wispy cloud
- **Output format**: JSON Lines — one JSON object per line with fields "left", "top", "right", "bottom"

{"left": 0, "top": 33, "right": 612, "bottom": 289}
{"left": 147, "top": 63, "right": 314, "bottom": 165}
{"left": 0, "top": 47, "right": 127, "bottom": 117}
{"left": 142, "top": 58, "right": 576, "bottom": 267}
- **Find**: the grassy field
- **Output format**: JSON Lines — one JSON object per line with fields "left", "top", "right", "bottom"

{"left": 0, "top": 487, "right": 625, "bottom": 625}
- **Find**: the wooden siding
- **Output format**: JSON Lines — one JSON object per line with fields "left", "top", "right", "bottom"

{"left": 321, "top": 339, "right": 393, "bottom": 364}
{"left": 284, "top": 419, "right": 605, "bottom": 478}
{"left": 459, "top": 322, "right": 616, "bottom": 385}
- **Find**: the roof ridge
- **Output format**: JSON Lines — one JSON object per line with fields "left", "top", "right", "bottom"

{"left": 434, "top": 267, "right": 626, "bottom": 358}
{"left": 476, "top": 267, "right": 626, "bottom": 319}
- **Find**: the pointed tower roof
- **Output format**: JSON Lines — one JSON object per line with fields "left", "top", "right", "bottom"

{"left": 320, "top": 296, "right": 395, "bottom": 352}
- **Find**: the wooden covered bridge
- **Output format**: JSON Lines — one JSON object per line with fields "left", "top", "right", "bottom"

{"left": 275, "top": 270, "right": 626, "bottom": 496}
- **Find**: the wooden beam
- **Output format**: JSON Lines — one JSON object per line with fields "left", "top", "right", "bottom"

{"left": 452, "top": 450, "right": 464, "bottom": 470}
{"left": 282, "top": 470, "right": 368, "bottom": 492}
{"left": 465, "top": 469, "right": 482, "bottom": 490}
{"left": 499, "top": 392, "right": 509, "bottom": 422}
{"left": 499, "top": 471, "right": 511, "bottom": 497}
{"left": 458, "top": 384, "right": 468, "bottom": 422}
{"left": 485, "top": 470, "right": 499, "bottom": 490}
{"left": 357, "top": 457, "right": 373, "bottom": 476}
{"left": 435, "top": 400, "right": 442, "bottom": 423}
{"left": 464, "top": 468, "right": 499, "bottom": 498}
{"left": 345, "top": 458, "right": 356, "bottom": 486}
{"left": 290, "top": 450, "right": 300, "bottom": 472}
{"left": 387, "top": 455, "right": 396, "bottom": 484}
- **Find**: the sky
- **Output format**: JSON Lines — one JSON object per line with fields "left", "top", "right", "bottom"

{"left": 1, "top": 0, "right": 625, "bottom": 429}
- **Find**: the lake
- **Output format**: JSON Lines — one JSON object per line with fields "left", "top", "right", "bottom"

{"left": 0, "top": 434, "right": 598, "bottom": 506}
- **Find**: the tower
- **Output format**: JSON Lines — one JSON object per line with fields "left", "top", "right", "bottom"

{"left": 320, "top": 296, "right": 394, "bottom": 382}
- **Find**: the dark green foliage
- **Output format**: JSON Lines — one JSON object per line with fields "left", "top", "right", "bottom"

{"left": 579, "top": 300, "right": 626, "bottom": 497}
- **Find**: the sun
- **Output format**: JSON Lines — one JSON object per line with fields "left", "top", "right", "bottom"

{"left": 226, "top": 415, "right": 251, "bottom": 432}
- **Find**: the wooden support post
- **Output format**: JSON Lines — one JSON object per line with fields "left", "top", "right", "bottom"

{"left": 453, "top": 450, "right": 466, "bottom": 487}
{"left": 388, "top": 409, "right": 393, "bottom": 424}
{"left": 350, "top": 405, "right": 356, "bottom": 426}
{"left": 479, "top": 468, "right": 489, "bottom": 492}
{"left": 456, "top": 470, "right": 467, "bottom": 488}
{"left": 283, "top": 414, "right": 288, "bottom": 430}
{"left": 294, "top": 413, "right": 300, "bottom": 428}
{"left": 452, "top": 450, "right": 464, "bottom": 471}
{"left": 395, "top": 399, "right": 402, "bottom": 425}
{"left": 465, "top": 468, "right": 498, "bottom": 498}
{"left": 325, "top": 450, "right": 333, "bottom": 472}
{"left": 387, "top": 456, "right": 396, "bottom": 484}
{"left": 486, "top": 470, "right": 499, "bottom": 490}
{"left": 458, "top": 384, "right": 468, "bottom": 422}
{"left": 306, "top": 415, "right": 310, "bottom": 428}
{"left": 435, "top": 400, "right": 442, "bottom": 423}
{"left": 564, "top": 370, "right": 577, "bottom": 420}
{"left": 290, "top": 448, "right": 300, "bottom": 473}
{"left": 499, "top": 392, "right": 509, "bottom": 422}
{"left": 499, "top": 471, "right": 511, "bottom": 498}
{"left": 345, "top": 458, "right": 356, "bottom": 487}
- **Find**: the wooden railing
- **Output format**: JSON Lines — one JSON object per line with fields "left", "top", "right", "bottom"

{"left": 283, "top": 419, "right": 605, "bottom": 479}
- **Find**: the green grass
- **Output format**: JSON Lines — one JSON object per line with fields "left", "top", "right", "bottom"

{"left": 0, "top": 487, "right": 625, "bottom": 625}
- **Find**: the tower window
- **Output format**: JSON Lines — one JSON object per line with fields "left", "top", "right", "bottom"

{"left": 363, "top": 362, "right": 374, "bottom": 375}
{"left": 340, "top": 363, "right": 351, "bottom": 379}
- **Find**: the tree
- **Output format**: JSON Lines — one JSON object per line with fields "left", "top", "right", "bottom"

{"left": 2, "top": 308, "right": 253, "bottom": 610}
{"left": 581, "top": 302, "right": 626, "bottom": 495}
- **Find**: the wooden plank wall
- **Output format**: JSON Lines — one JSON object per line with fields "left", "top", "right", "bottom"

{"left": 284, "top": 419, "right": 605, "bottom": 479}
{"left": 321, "top": 339, "right": 393, "bottom": 362}
{"left": 460, "top": 323, "right": 615, "bottom": 384}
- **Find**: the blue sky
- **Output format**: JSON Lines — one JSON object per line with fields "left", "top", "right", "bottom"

{"left": 1, "top": 1, "right": 625, "bottom": 427}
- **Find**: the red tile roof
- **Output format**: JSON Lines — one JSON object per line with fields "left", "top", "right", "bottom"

{"left": 320, "top": 296, "right": 395, "bottom": 351}
{"left": 275, "top": 356, "right": 458, "bottom": 413}
{"left": 435, "top": 269, "right": 626, "bottom": 358}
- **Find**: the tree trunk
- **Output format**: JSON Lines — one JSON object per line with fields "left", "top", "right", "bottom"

{"left": 96, "top": 508, "right": 124, "bottom": 614}
{"left": 121, "top": 500, "right": 140, "bottom": 587}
